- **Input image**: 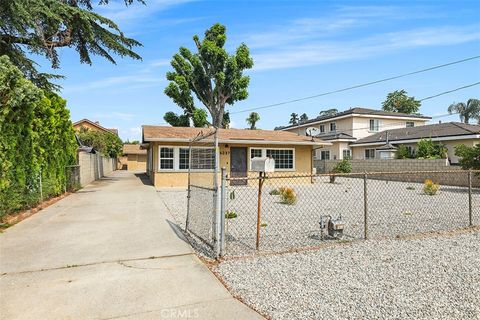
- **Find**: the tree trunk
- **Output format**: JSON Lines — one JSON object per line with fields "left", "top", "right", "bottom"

{"left": 212, "top": 104, "right": 225, "bottom": 128}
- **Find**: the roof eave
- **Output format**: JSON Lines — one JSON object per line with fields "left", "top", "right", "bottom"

{"left": 143, "top": 137, "right": 331, "bottom": 146}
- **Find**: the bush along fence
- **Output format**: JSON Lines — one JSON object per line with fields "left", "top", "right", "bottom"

{"left": 0, "top": 166, "right": 81, "bottom": 220}
{"left": 215, "top": 170, "right": 480, "bottom": 258}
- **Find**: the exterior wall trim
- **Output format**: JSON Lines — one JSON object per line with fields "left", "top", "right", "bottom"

{"left": 351, "top": 134, "right": 480, "bottom": 147}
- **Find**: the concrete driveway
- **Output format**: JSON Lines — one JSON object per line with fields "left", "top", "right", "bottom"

{"left": 0, "top": 171, "right": 262, "bottom": 319}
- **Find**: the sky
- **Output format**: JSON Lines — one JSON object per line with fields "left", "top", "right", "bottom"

{"left": 40, "top": 0, "right": 480, "bottom": 141}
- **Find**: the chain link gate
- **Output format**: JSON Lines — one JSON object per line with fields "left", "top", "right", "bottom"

{"left": 185, "top": 128, "right": 223, "bottom": 257}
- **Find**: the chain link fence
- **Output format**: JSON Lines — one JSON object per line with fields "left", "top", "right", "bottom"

{"left": 222, "top": 170, "right": 480, "bottom": 257}
{"left": 0, "top": 166, "right": 81, "bottom": 220}
{"left": 185, "top": 128, "right": 220, "bottom": 252}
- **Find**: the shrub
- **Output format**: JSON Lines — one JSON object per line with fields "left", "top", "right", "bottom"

{"left": 423, "top": 179, "right": 440, "bottom": 195}
{"left": 225, "top": 210, "right": 237, "bottom": 219}
{"left": 330, "top": 158, "right": 352, "bottom": 183}
{"left": 455, "top": 144, "right": 480, "bottom": 170}
{"left": 280, "top": 187, "right": 297, "bottom": 205}
{"left": 397, "top": 145, "right": 413, "bottom": 159}
{"left": 269, "top": 188, "right": 280, "bottom": 195}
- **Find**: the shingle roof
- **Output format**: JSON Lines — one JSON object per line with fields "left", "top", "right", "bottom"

{"left": 315, "top": 132, "right": 356, "bottom": 141}
{"left": 123, "top": 144, "right": 147, "bottom": 155}
{"left": 279, "top": 107, "right": 431, "bottom": 130}
{"left": 351, "top": 122, "right": 480, "bottom": 145}
{"left": 142, "top": 126, "right": 330, "bottom": 145}
{"left": 73, "top": 119, "right": 119, "bottom": 136}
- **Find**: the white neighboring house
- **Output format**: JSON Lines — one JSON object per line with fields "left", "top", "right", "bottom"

{"left": 280, "top": 108, "right": 431, "bottom": 160}
{"left": 349, "top": 122, "right": 480, "bottom": 164}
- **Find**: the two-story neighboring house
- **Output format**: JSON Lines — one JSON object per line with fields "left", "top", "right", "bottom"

{"left": 279, "top": 108, "right": 431, "bottom": 160}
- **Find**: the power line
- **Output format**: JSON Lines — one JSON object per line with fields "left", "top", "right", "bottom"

{"left": 419, "top": 82, "right": 480, "bottom": 101}
{"left": 230, "top": 55, "right": 480, "bottom": 115}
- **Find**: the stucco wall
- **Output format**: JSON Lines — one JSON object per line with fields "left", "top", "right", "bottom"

{"left": 127, "top": 154, "right": 147, "bottom": 172}
{"left": 314, "top": 158, "right": 479, "bottom": 187}
{"left": 78, "top": 152, "right": 116, "bottom": 187}
{"left": 148, "top": 142, "right": 314, "bottom": 188}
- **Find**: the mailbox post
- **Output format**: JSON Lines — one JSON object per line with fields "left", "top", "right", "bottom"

{"left": 251, "top": 157, "right": 275, "bottom": 250}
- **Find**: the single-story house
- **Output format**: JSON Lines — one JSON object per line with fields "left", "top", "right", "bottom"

{"left": 73, "top": 118, "right": 119, "bottom": 136}
{"left": 122, "top": 144, "right": 147, "bottom": 171}
{"left": 142, "top": 126, "right": 330, "bottom": 188}
{"left": 349, "top": 122, "right": 480, "bottom": 163}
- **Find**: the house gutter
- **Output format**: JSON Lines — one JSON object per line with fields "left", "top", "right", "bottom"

{"left": 143, "top": 137, "right": 332, "bottom": 146}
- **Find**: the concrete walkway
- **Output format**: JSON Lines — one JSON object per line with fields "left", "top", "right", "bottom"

{"left": 0, "top": 171, "right": 262, "bottom": 320}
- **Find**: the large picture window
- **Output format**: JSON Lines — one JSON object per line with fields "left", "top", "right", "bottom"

{"left": 249, "top": 148, "right": 295, "bottom": 170}
{"left": 158, "top": 146, "right": 215, "bottom": 171}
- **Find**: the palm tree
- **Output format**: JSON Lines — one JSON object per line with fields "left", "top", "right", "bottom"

{"left": 299, "top": 113, "right": 309, "bottom": 123}
{"left": 289, "top": 113, "right": 299, "bottom": 125}
{"left": 448, "top": 99, "right": 480, "bottom": 124}
{"left": 246, "top": 112, "right": 260, "bottom": 130}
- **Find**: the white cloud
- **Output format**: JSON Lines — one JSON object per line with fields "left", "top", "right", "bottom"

{"left": 92, "top": 112, "right": 137, "bottom": 121}
{"left": 251, "top": 24, "right": 480, "bottom": 70}
{"left": 63, "top": 73, "right": 164, "bottom": 93}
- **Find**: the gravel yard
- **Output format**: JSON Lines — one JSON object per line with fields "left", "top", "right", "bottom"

{"left": 214, "top": 229, "right": 480, "bottom": 320}
{"left": 158, "top": 176, "right": 480, "bottom": 257}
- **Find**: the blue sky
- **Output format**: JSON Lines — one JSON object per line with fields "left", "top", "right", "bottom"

{"left": 44, "top": 0, "right": 480, "bottom": 141}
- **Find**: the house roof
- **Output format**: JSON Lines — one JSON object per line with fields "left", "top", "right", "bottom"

{"left": 315, "top": 132, "right": 356, "bottom": 141}
{"left": 73, "top": 119, "right": 119, "bottom": 136}
{"left": 351, "top": 122, "right": 480, "bottom": 146}
{"left": 142, "top": 126, "right": 330, "bottom": 146}
{"left": 123, "top": 144, "right": 147, "bottom": 155}
{"left": 279, "top": 107, "right": 431, "bottom": 130}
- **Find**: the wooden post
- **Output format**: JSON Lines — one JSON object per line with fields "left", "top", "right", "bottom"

{"left": 256, "top": 171, "right": 264, "bottom": 250}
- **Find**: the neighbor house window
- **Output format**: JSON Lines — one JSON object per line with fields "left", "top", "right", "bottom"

{"left": 320, "top": 150, "right": 330, "bottom": 160}
{"left": 365, "top": 149, "right": 375, "bottom": 159}
{"left": 267, "top": 149, "right": 294, "bottom": 169}
{"left": 329, "top": 122, "right": 336, "bottom": 132}
{"left": 342, "top": 149, "right": 351, "bottom": 159}
{"left": 406, "top": 121, "right": 415, "bottom": 128}
{"left": 369, "top": 119, "right": 380, "bottom": 132}
{"left": 158, "top": 146, "right": 215, "bottom": 171}
{"left": 319, "top": 125, "right": 325, "bottom": 133}
{"left": 159, "top": 147, "right": 174, "bottom": 169}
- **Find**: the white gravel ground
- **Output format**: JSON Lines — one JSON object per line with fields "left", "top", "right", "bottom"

{"left": 214, "top": 229, "right": 480, "bottom": 320}
{"left": 157, "top": 177, "right": 480, "bottom": 257}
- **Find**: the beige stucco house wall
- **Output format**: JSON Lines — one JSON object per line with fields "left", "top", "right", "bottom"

{"left": 123, "top": 144, "right": 147, "bottom": 172}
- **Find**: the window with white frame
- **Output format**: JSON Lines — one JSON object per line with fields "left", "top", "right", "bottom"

{"left": 159, "top": 147, "right": 174, "bottom": 169}
{"left": 365, "top": 148, "right": 375, "bottom": 159}
{"left": 179, "top": 148, "right": 189, "bottom": 170}
{"left": 320, "top": 150, "right": 330, "bottom": 160}
{"left": 319, "top": 124, "right": 325, "bottom": 133}
{"left": 329, "top": 122, "right": 336, "bottom": 132}
{"left": 158, "top": 146, "right": 215, "bottom": 171}
{"left": 342, "top": 149, "right": 351, "bottom": 159}
{"left": 250, "top": 148, "right": 294, "bottom": 170}
{"left": 406, "top": 121, "right": 415, "bottom": 128}
{"left": 369, "top": 119, "right": 380, "bottom": 132}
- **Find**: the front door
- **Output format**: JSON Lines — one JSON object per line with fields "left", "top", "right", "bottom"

{"left": 230, "top": 147, "right": 247, "bottom": 186}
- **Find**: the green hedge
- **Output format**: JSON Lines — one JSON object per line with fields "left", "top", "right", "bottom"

{"left": 0, "top": 56, "right": 77, "bottom": 218}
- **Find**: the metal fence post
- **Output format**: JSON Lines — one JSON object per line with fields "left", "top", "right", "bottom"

{"left": 219, "top": 167, "right": 227, "bottom": 257}
{"left": 364, "top": 171, "right": 368, "bottom": 240}
{"left": 185, "top": 143, "right": 192, "bottom": 232}
{"left": 468, "top": 170, "right": 473, "bottom": 226}
{"left": 212, "top": 129, "right": 220, "bottom": 258}
{"left": 39, "top": 169, "right": 43, "bottom": 203}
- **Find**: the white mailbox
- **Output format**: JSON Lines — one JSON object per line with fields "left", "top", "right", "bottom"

{"left": 251, "top": 157, "right": 275, "bottom": 173}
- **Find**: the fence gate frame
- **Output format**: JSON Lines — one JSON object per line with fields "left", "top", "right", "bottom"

{"left": 185, "top": 127, "right": 224, "bottom": 258}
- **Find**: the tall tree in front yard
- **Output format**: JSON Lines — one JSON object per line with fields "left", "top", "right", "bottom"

{"left": 382, "top": 90, "right": 421, "bottom": 114}
{"left": 448, "top": 99, "right": 480, "bottom": 124}
{"left": 0, "top": 0, "right": 143, "bottom": 91}
{"left": 164, "top": 23, "right": 254, "bottom": 128}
